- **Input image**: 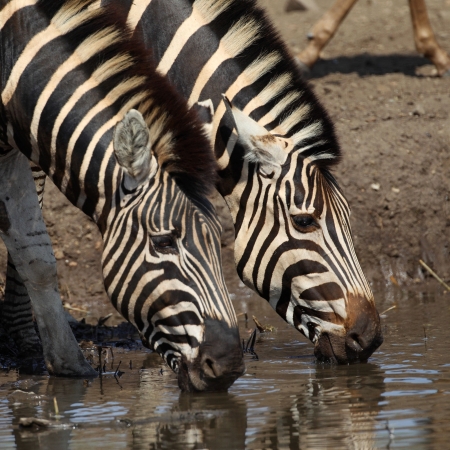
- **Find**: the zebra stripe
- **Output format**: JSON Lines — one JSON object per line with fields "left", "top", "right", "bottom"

{"left": 0, "top": 0, "right": 243, "bottom": 389}
{"left": 157, "top": 0, "right": 234, "bottom": 76}
{"left": 30, "top": 163, "right": 46, "bottom": 207}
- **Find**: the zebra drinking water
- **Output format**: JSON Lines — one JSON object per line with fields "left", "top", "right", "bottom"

{"left": 122, "top": 0, "right": 384, "bottom": 363}
{"left": 0, "top": 0, "right": 244, "bottom": 391}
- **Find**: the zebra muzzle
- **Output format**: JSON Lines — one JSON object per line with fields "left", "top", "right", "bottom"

{"left": 176, "top": 354, "right": 245, "bottom": 392}
{"left": 314, "top": 296, "right": 383, "bottom": 364}
{"left": 176, "top": 319, "right": 245, "bottom": 392}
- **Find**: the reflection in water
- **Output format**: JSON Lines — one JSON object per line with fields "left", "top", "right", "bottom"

{"left": 292, "top": 364, "right": 385, "bottom": 449}
{"left": 0, "top": 344, "right": 387, "bottom": 450}
{"left": 233, "top": 362, "right": 385, "bottom": 450}
{"left": 3, "top": 377, "right": 87, "bottom": 450}
{"left": 1, "top": 361, "right": 386, "bottom": 449}
{"left": 133, "top": 391, "right": 247, "bottom": 450}
{"left": 2, "top": 286, "right": 450, "bottom": 448}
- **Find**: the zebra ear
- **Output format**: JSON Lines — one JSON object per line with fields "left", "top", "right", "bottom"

{"left": 113, "top": 109, "right": 157, "bottom": 190}
{"left": 222, "top": 95, "right": 288, "bottom": 171}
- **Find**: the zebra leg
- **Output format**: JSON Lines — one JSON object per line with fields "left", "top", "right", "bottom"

{"left": 0, "top": 149, "right": 96, "bottom": 377}
{"left": 296, "top": 0, "right": 358, "bottom": 70}
{"left": 2, "top": 163, "right": 46, "bottom": 358}
{"left": 409, "top": 0, "right": 450, "bottom": 77}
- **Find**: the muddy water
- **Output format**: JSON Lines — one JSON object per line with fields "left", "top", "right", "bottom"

{"left": 1, "top": 251, "right": 450, "bottom": 449}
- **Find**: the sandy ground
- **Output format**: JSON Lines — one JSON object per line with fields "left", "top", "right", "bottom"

{"left": 0, "top": 0, "right": 449, "bottom": 317}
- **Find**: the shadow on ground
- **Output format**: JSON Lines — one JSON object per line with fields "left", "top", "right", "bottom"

{"left": 309, "top": 54, "right": 430, "bottom": 78}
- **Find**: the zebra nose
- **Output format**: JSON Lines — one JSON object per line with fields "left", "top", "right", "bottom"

{"left": 176, "top": 318, "right": 245, "bottom": 392}
{"left": 199, "top": 352, "right": 245, "bottom": 380}
{"left": 177, "top": 349, "right": 245, "bottom": 392}
{"left": 346, "top": 322, "right": 384, "bottom": 360}
{"left": 344, "top": 304, "right": 384, "bottom": 362}
{"left": 346, "top": 332, "right": 364, "bottom": 353}
{"left": 314, "top": 296, "right": 383, "bottom": 364}
{"left": 201, "top": 357, "right": 222, "bottom": 378}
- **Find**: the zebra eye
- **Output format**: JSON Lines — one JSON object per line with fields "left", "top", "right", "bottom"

{"left": 291, "top": 214, "right": 318, "bottom": 232}
{"left": 151, "top": 235, "right": 177, "bottom": 253}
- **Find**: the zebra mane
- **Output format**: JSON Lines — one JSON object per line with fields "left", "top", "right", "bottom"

{"left": 205, "top": 0, "right": 342, "bottom": 170}
{"left": 36, "top": 0, "right": 216, "bottom": 200}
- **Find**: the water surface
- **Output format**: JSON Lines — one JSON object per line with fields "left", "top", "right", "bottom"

{"left": 1, "top": 260, "right": 449, "bottom": 449}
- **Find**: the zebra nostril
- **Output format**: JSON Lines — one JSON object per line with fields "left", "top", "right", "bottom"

{"left": 202, "top": 358, "right": 217, "bottom": 378}
{"left": 346, "top": 332, "right": 364, "bottom": 353}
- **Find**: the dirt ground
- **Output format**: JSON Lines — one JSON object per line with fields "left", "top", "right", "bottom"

{"left": 262, "top": 0, "right": 450, "bottom": 289}
{"left": 1, "top": 0, "right": 449, "bottom": 318}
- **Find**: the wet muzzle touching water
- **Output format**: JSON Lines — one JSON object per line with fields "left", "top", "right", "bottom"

{"left": 176, "top": 318, "right": 245, "bottom": 392}
{"left": 314, "top": 295, "right": 383, "bottom": 364}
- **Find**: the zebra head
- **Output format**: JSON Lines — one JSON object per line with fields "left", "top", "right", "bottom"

{"left": 224, "top": 100, "right": 383, "bottom": 364}
{"left": 102, "top": 110, "right": 244, "bottom": 391}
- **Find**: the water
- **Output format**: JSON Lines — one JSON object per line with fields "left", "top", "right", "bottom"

{"left": 1, "top": 256, "right": 450, "bottom": 449}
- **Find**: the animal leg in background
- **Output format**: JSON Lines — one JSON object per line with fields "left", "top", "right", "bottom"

{"left": 296, "top": 0, "right": 450, "bottom": 76}
{"left": 409, "top": 0, "right": 450, "bottom": 76}
{"left": 295, "top": 0, "right": 358, "bottom": 71}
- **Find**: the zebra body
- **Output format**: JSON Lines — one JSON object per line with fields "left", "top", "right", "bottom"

{"left": 120, "top": 0, "right": 383, "bottom": 363}
{"left": 0, "top": 0, "right": 244, "bottom": 390}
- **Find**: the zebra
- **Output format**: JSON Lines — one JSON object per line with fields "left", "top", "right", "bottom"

{"left": 0, "top": 0, "right": 245, "bottom": 391}
{"left": 121, "top": 0, "right": 384, "bottom": 363}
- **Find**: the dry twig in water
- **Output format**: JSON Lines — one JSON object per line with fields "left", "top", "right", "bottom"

{"left": 380, "top": 305, "right": 397, "bottom": 316}
{"left": 419, "top": 259, "right": 450, "bottom": 291}
{"left": 252, "top": 315, "right": 276, "bottom": 333}
{"left": 252, "top": 315, "right": 265, "bottom": 333}
{"left": 237, "top": 312, "right": 248, "bottom": 320}
{"left": 97, "top": 313, "right": 113, "bottom": 327}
